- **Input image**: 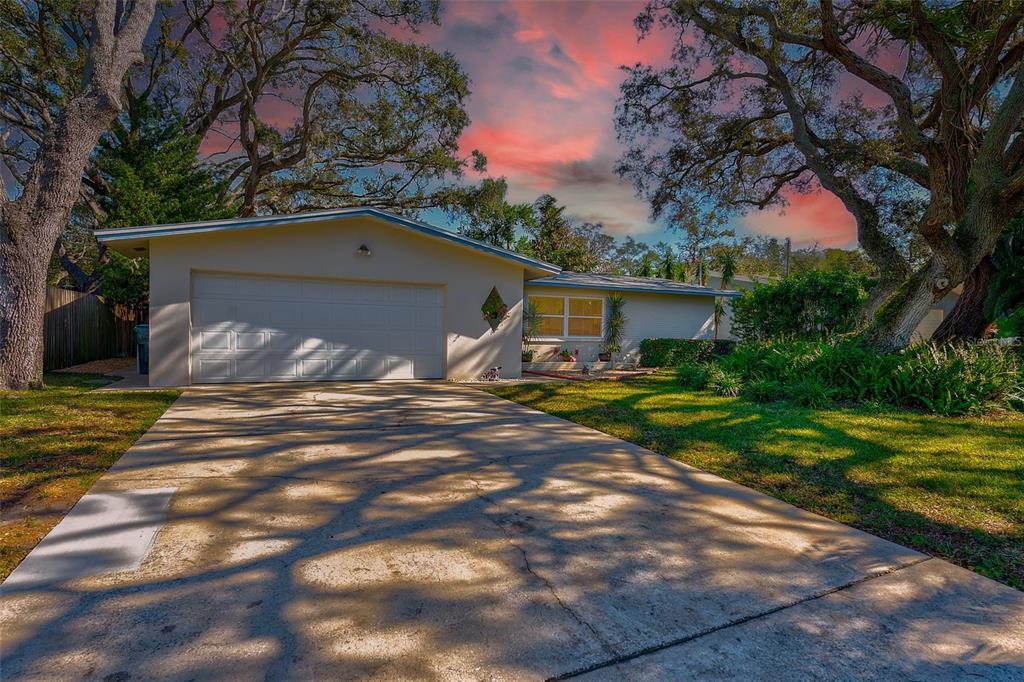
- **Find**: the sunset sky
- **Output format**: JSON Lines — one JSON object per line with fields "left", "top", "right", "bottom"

{"left": 416, "top": 0, "right": 859, "bottom": 248}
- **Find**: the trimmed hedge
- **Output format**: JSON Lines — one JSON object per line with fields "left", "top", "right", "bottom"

{"left": 639, "top": 338, "right": 736, "bottom": 367}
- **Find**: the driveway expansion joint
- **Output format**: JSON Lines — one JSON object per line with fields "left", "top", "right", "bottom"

{"left": 464, "top": 469, "right": 619, "bottom": 658}
{"left": 545, "top": 556, "right": 936, "bottom": 681}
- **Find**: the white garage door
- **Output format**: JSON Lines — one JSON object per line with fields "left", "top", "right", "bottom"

{"left": 190, "top": 272, "right": 445, "bottom": 383}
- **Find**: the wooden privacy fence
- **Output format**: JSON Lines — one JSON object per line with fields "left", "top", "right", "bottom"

{"left": 43, "top": 287, "right": 136, "bottom": 371}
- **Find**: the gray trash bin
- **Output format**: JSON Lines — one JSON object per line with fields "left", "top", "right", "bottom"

{"left": 134, "top": 324, "right": 149, "bottom": 375}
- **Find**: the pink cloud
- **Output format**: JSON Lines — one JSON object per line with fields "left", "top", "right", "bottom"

{"left": 740, "top": 188, "right": 857, "bottom": 248}
{"left": 194, "top": 1, "right": 863, "bottom": 246}
{"left": 460, "top": 124, "right": 600, "bottom": 185}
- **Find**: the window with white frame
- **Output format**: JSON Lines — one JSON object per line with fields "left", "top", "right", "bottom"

{"left": 529, "top": 295, "right": 603, "bottom": 338}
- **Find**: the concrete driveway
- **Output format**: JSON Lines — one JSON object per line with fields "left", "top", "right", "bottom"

{"left": 2, "top": 382, "right": 1021, "bottom": 680}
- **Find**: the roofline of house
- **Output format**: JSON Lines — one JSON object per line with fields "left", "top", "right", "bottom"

{"left": 94, "top": 207, "right": 561, "bottom": 275}
{"left": 526, "top": 278, "right": 743, "bottom": 298}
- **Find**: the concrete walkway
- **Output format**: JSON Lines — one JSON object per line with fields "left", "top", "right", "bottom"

{"left": 1, "top": 382, "right": 1021, "bottom": 680}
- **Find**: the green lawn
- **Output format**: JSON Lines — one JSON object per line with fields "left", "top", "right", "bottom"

{"left": 0, "top": 374, "right": 180, "bottom": 580}
{"left": 487, "top": 372, "right": 1024, "bottom": 589}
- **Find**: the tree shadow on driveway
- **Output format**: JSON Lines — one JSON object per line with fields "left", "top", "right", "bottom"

{"left": 1, "top": 381, "right": 1021, "bottom": 680}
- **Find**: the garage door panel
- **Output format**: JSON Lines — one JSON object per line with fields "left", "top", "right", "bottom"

{"left": 191, "top": 273, "right": 445, "bottom": 383}
{"left": 267, "top": 332, "right": 295, "bottom": 351}
{"left": 234, "top": 356, "right": 267, "bottom": 381}
{"left": 198, "top": 331, "right": 231, "bottom": 350}
{"left": 193, "top": 300, "right": 235, "bottom": 325}
{"left": 264, "top": 302, "right": 301, "bottom": 327}
{"left": 300, "top": 358, "right": 330, "bottom": 378}
{"left": 236, "top": 332, "right": 265, "bottom": 350}
{"left": 196, "top": 358, "right": 233, "bottom": 381}
{"left": 265, "top": 279, "right": 303, "bottom": 299}
{"left": 193, "top": 274, "right": 239, "bottom": 298}
{"left": 415, "top": 308, "right": 443, "bottom": 330}
{"left": 416, "top": 287, "right": 444, "bottom": 306}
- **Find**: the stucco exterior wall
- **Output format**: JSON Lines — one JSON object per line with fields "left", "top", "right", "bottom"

{"left": 148, "top": 216, "right": 525, "bottom": 385}
{"left": 523, "top": 285, "right": 716, "bottom": 363}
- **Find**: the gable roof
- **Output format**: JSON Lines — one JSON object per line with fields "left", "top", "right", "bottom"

{"left": 526, "top": 271, "right": 743, "bottom": 298}
{"left": 94, "top": 207, "right": 561, "bottom": 275}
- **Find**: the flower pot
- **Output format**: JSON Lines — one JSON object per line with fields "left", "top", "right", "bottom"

{"left": 597, "top": 352, "right": 612, "bottom": 362}
{"left": 522, "top": 351, "right": 535, "bottom": 362}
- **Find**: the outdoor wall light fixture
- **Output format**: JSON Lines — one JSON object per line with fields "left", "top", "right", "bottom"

{"left": 356, "top": 244, "right": 372, "bottom": 256}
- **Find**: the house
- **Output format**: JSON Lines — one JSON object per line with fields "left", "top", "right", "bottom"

{"left": 523, "top": 272, "right": 740, "bottom": 364}
{"left": 96, "top": 208, "right": 738, "bottom": 385}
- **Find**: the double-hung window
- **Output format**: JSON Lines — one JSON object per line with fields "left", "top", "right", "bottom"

{"left": 529, "top": 295, "right": 603, "bottom": 338}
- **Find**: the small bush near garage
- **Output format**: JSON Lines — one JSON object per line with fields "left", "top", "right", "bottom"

{"left": 639, "top": 338, "right": 735, "bottom": 367}
{"left": 713, "top": 338, "right": 1023, "bottom": 416}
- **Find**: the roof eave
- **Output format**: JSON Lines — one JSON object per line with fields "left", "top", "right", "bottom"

{"left": 94, "top": 208, "right": 561, "bottom": 275}
{"left": 526, "top": 279, "right": 742, "bottom": 298}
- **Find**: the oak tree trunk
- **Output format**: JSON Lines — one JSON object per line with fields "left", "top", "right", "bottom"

{"left": 0, "top": 0, "right": 155, "bottom": 389}
{"left": 0, "top": 220, "right": 50, "bottom": 388}
{"left": 931, "top": 256, "right": 995, "bottom": 342}
{"left": 861, "top": 264, "right": 948, "bottom": 353}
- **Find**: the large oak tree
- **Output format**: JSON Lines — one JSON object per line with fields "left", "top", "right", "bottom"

{"left": 177, "top": 0, "right": 472, "bottom": 215}
{"left": 1, "top": 0, "right": 157, "bottom": 389}
{"left": 617, "top": 0, "right": 1024, "bottom": 351}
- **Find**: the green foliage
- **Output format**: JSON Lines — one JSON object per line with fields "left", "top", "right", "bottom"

{"left": 707, "top": 366, "right": 743, "bottom": 397}
{"left": 603, "top": 295, "right": 626, "bottom": 354}
{"left": 639, "top": 338, "right": 736, "bottom": 367}
{"left": 180, "top": 1, "right": 473, "bottom": 213}
{"left": 985, "top": 215, "right": 1024, "bottom": 337}
{"left": 517, "top": 195, "right": 601, "bottom": 271}
{"left": 94, "top": 103, "right": 236, "bottom": 310}
{"left": 488, "top": 373, "right": 1024, "bottom": 588}
{"left": 447, "top": 177, "right": 535, "bottom": 249}
{"left": 522, "top": 301, "right": 543, "bottom": 350}
{"left": 658, "top": 247, "right": 680, "bottom": 280}
{"left": 100, "top": 252, "right": 149, "bottom": 311}
{"left": 95, "top": 103, "right": 235, "bottom": 230}
{"left": 730, "top": 270, "right": 871, "bottom": 341}
{"left": 789, "top": 379, "right": 836, "bottom": 409}
{"left": 717, "top": 339, "right": 1023, "bottom": 416}
{"left": 744, "top": 377, "right": 784, "bottom": 403}
{"left": 886, "top": 344, "right": 1024, "bottom": 415}
{"left": 675, "top": 362, "right": 710, "bottom": 389}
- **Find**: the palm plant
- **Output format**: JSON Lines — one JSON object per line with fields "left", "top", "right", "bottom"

{"left": 602, "top": 295, "right": 627, "bottom": 363}
{"left": 713, "top": 249, "right": 738, "bottom": 340}
{"left": 522, "top": 301, "right": 543, "bottom": 361}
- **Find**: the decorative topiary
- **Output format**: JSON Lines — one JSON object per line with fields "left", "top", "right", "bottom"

{"left": 481, "top": 286, "right": 509, "bottom": 331}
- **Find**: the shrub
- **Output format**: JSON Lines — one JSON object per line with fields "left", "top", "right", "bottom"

{"left": 714, "top": 338, "right": 1023, "bottom": 416}
{"left": 730, "top": 269, "right": 870, "bottom": 341}
{"left": 744, "top": 377, "right": 784, "bottom": 403}
{"left": 708, "top": 368, "right": 743, "bottom": 397}
{"left": 886, "top": 343, "right": 1023, "bottom": 415}
{"left": 676, "top": 362, "right": 711, "bottom": 389}
{"left": 790, "top": 378, "right": 836, "bottom": 408}
{"left": 640, "top": 338, "right": 735, "bottom": 367}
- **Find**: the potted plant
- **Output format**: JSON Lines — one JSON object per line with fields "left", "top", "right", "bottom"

{"left": 599, "top": 294, "right": 626, "bottom": 363}
{"left": 522, "top": 301, "right": 542, "bottom": 362}
{"left": 559, "top": 347, "right": 575, "bottom": 362}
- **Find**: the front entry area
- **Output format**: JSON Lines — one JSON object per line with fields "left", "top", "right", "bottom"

{"left": 189, "top": 271, "right": 445, "bottom": 382}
